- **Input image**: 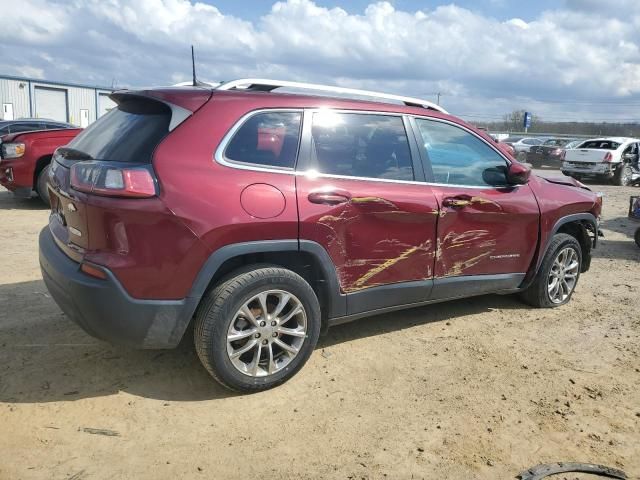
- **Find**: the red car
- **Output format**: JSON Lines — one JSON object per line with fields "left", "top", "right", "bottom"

{"left": 0, "top": 128, "right": 82, "bottom": 204}
{"left": 39, "top": 80, "right": 602, "bottom": 392}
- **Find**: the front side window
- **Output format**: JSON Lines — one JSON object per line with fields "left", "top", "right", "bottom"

{"left": 309, "top": 112, "right": 413, "bottom": 181}
{"left": 415, "top": 119, "right": 509, "bottom": 187}
{"left": 225, "top": 111, "right": 301, "bottom": 169}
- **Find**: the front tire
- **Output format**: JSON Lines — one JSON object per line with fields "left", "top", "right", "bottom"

{"left": 517, "top": 152, "right": 527, "bottom": 163}
{"left": 36, "top": 164, "right": 51, "bottom": 206}
{"left": 194, "top": 266, "right": 321, "bottom": 392}
{"left": 519, "top": 233, "right": 582, "bottom": 308}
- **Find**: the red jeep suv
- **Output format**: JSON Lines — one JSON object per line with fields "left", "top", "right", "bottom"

{"left": 39, "top": 79, "right": 602, "bottom": 392}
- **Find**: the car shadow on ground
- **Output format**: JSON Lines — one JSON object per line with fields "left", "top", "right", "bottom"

{"left": 0, "top": 279, "right": 529, "bottom": 404}
{"left": 0, "top": 190, "right": 47, "bottom": 210}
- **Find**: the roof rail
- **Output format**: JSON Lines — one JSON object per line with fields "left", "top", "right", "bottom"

{"left": 216, "top": 78, "right": 448, "bottom": 114}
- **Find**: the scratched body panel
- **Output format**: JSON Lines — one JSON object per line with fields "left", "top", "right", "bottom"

{"left": 297, "top": 177, "right": 439, "bottom": 292}
{"left": 432, "top": 184, "right": 540, "bottom": 277}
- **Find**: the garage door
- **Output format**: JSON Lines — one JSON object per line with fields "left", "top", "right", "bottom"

{"left": 35, "top": 87, "right": 68, "bottom": 122}
{"left": 98, "top": 93, "right": 116, "bottom": 118}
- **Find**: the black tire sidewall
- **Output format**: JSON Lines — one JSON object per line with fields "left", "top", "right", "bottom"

{"left": 36, "top": 165, "right": 51, "bottom": 206}
{"left": 537, "top": 234, "right": 582, "bottom": 307}
{"left": 199, "top": 269, "right": 321, "bottom": 391}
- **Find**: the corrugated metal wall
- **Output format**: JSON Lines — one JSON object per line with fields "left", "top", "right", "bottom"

{"left": 1, "top": 76, "right": 113, "bottom": 126}
{"left": 0, "top": 78, "right": 31, "bottom": 119}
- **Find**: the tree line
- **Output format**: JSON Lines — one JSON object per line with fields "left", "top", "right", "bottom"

{"left": 469, "top": 110, "right": 640, "bottom": 137}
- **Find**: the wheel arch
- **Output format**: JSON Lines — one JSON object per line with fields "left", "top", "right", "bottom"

{"left": 32, "top": 154, "right": 52, "bottom": 189}
{"left": 522, "top": 213, "right": 597, "bottom": 289}
{"left": 186, "top": 240, "right": 346, "bottom": 334}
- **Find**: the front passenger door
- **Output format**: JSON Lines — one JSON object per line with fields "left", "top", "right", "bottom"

{"left": 413, "top": 118, "right": 539, "bottom": 294}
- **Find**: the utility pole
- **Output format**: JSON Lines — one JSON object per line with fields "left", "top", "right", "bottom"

{"left": 436, "top": 92, "right": 441, "bottom": 105}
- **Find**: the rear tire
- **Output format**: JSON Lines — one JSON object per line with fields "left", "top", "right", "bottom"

{"left": 194, "top": 266, "right": 321, "bottom": 392}
{"left": 36, "top": 164, "right": 51, "bottom": 206}
{"left": 519, "top": 233, "right": 582, "bottom": 308}
{"left": 613, "top": 163, "right": 632, "bottom": 186}
{"left": 517, "top": 152, "right": 527, "bottom": 163}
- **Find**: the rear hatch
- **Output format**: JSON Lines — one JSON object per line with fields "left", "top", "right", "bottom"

{"left": 47, "top": 88, "right": 211, "bottom": 262}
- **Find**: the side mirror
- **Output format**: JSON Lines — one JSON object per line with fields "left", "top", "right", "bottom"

{"left": 507, "top": 162, "right": 531, "bottom": 185}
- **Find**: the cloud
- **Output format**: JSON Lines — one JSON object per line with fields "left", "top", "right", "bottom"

{"left": 0, "top": 0, "right": 639, "bottom": 121}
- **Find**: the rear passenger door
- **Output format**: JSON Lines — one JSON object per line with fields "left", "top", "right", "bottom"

{"left": 296, "top": 110, "right": 440, "bottom": 312}
{"left": 412, "top": 118, "right": 539, "bottom": 293}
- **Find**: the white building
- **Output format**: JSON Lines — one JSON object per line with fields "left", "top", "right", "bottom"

{"left": 0, "top": 74, "right": 116, "bottom": 127}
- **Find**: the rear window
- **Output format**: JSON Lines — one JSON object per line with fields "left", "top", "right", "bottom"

{"left": 578, "top": 140, "right": 621, "bottom": 150}
{"left": 67, "top": 99, "right": 170, "bottom": 163}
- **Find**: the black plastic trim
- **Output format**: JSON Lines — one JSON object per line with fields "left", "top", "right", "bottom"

{"left": 331, "top": 273, "right": 525, "bottom": 326}
{"left": 186, "top": 239, "right": 347, "bottom": 320}
{"left": 521, "top": 212, "right": 598, "bottom": 290}
{"left": 39, "top": 227, "right": 197, "bottom": 349}
{"left": 347, "top": 279, "right": 433, "bottom": 315}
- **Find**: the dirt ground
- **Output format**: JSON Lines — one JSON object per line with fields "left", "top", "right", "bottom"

{"left": 0, "top": 175, "right": 638, "bottom": 480}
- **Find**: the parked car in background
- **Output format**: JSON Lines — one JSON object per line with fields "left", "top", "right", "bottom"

{"left": 529, "top": 138, "right": 578, "bottom": 166}
{"left": 0, "top": 127, "right": 82, "bottom": 204}
{"left": 497, "top": 141, "right": 516, "bottom": 158}
{"left": 39, "top": 79, "right": 602, "bottom": 392}
{"left": 562, "top": 137, "right": 640, "bottom": 186}
{"left": 503, "top": 136, "right": 544, "bottom": 162}
{"left": 0, "top": 118, "right": 76, "bottom": 134}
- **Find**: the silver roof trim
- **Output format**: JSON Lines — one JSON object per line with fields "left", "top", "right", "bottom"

{"left": 216, "top": 78, "right": 448, "bottom": 114}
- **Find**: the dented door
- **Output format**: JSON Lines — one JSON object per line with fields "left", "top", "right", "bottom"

{"left": 432, "top": 185, "right": 539, "bottom": 278}
{"left": 297, "top": 176, "right": 439, "bottom": 292}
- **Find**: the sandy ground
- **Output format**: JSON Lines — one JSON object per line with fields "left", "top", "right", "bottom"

{"left": 0, "top": 174, "right": 638, "bottom": 480}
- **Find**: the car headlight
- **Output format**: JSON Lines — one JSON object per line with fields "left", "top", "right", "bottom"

{"left": 1, "top": 142, "right": 26, "bottom": 159}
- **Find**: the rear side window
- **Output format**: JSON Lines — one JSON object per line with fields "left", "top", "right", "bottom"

{"left": 310, "top": 112, "right": 413, "bottom": 181}
{"left": 224, "top": 111, "right": 301, "bottom": 169}
{"left": 67, "top": 99, "right": 170, "bottom": 163}
{"left": 416, "top": 119, "right": 508, "bottom": 187}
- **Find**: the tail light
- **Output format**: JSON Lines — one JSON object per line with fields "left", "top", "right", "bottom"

{"left": 1, "top": 142, "right": 25, "bottom": 159}
{"left": 70, "top": 161, "right": 157, "bottom": 198}
{"left": 552, "top": 148, "right": 561, "bottom": 155}
{"left": 603, "top": 152, "right": 613, "bottom": 162}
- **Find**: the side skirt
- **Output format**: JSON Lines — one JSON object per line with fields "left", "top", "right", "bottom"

{"left": 328, "top": 273, "right": 525, "bottom": 327}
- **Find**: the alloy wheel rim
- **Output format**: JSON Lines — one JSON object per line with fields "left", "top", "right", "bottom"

{"left": 226, "top": 290, "right": 307, "bottom": 377}
{"left": 547, "top": 247, "right": 579, "bottom": 304}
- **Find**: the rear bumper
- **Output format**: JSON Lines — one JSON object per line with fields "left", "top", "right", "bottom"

{"left": 39, "top": 227, "right": 198, "bottom": 349}
{"left": 561, "top": 162, "right": 616, "bottom": 177}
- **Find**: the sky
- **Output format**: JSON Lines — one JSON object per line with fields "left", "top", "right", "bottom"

{"left": 1, "top": 0, "right": 640, "bottom": 123}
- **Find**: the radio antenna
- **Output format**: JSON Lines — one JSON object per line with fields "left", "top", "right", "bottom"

{"left": 191, "top": 45, "right": 197, "bottom": 87}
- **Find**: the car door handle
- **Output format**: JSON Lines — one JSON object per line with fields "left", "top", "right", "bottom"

{"left": 442, "top": 196, "right": 472, "bottom": 208}
{"left": 308, "top": 190, "right": 351, "bottom": 205}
